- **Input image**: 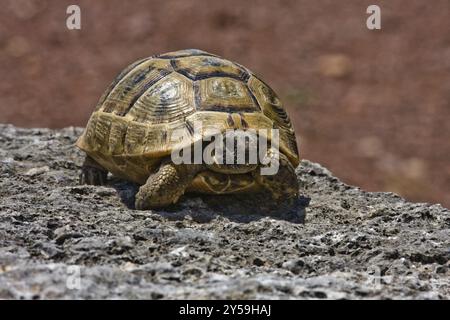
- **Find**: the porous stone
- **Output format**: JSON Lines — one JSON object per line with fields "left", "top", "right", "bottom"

{"left": 0, "top": 124, "right": 448, "bottom": 299}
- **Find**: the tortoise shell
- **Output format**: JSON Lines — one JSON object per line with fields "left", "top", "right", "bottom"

{"left": 76, "top": 49, "right": 299, "bottom": 184}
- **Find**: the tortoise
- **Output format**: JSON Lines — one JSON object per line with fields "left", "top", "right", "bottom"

{"left": 76, "top": 49, "right": 300, "bottom": 209}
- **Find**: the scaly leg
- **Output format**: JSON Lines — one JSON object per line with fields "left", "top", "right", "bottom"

{"left": 79, "top": 155, "right": 108, "bottom": 185}
{"left": 253, "top": 150, "right": 299, "bottom": 203}
{"left": 135, "top": 161, "right": 203, "bottom": 210}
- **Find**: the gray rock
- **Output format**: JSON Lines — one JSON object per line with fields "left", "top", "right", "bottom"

{"left": 0, "top": 124, "right": 449, "bottom": 299}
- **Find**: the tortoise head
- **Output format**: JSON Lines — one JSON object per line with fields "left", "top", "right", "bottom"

{"left": 204, "top": 129, "right": 260, "bottom": 174}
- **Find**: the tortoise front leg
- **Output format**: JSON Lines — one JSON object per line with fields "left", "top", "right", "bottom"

{"left": 79, "top": 155, "right": 108, "bottom": 185}
{"left": 135, "top": 161, "right": 203, "bottom": 210}
{"left": 254, "top": 151, "right": 299, "bottom": 203}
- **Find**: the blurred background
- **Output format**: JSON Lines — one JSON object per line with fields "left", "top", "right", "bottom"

{"left": 0, "top": 0, "right": 449, "bottom": 207}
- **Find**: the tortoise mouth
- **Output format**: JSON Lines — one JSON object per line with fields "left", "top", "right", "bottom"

{"left": 206, "top": 162, "right": 258, "bottom": 174}
{"left": 203, "top": 129, "right": 260, "bottom": 174}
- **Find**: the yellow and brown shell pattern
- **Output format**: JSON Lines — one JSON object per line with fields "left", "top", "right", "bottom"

{"left": 76, "top": 49, "right": 299, "bottom": 184}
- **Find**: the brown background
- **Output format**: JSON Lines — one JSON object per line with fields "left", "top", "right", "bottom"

{"left": 1, "top": 0, "right": 449, "bottom": 207}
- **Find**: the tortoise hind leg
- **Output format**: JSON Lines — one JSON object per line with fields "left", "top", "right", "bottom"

{"left": 79, "top": 155, "right": 108, "bottom": 185}
{"left": 254, "top": 151, "right": 299, "bottom": 204}
{"left": 135, "top": 161, "right": 203, "bottom": 210}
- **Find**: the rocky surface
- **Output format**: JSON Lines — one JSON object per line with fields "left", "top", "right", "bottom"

{"left": 0, "top": 124, "right": 449, "bottom": 299}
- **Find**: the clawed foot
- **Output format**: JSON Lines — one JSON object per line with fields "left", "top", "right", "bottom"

{"left": 79, "top": 166, "right": 108, "bottom": 185}
{"left": 134, "top": 162, "right": 202, "bottom": 210}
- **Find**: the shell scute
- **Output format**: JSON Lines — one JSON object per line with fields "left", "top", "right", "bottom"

{"left": 126, "top": 72, "right": 196, "bottom": 124}
{"left": 172, "top": 55, "right": 249, "bottom": 81}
